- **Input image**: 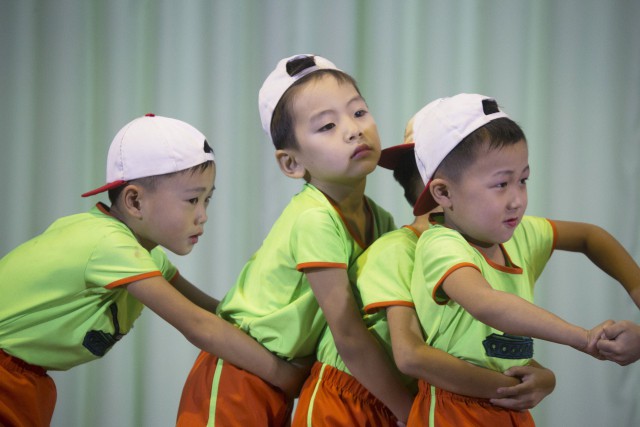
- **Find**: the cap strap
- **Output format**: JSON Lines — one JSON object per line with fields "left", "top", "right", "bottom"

{"left": 286, "top": 55, "right": 316, "bottom": 76}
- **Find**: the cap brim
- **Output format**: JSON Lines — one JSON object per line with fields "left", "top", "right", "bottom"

{"left": 378, "top": 143, "right": 415, "bottom": 169}
{"left": 413, "top": 180, "right": 438, "bottom": 216}
{"left": 81, "top": 180, "right": 127, "bottom": 197}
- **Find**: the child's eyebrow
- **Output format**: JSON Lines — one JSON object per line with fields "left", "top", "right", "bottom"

{"left": 309, "top": 95, "right": 367, "bottom": 122}
{"left": 184, "top": 186, "right": 215, "bottom": 194}
{"left": 492, "top": 164, "right": 530, "bottom": 177}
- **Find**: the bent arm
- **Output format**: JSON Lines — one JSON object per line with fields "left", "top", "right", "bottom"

{"left": 553, "top": 220, "right": 640, "bottom": 308}
{"left": 306, "top": 267, "right": 414, "bottom": 423}
{"left": 387, "top": 305, "right": 519, "bottom": 398}
{"left": 443, "top": 267, "right": 605, "bottom": 356}
{"left": 126, "top": 276, "right": 308, "bottom": 399}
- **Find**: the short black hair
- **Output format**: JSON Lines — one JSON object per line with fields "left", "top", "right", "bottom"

{"left": 435, "top": 118, "right": 526, "bottom": 183}
{"left": 392, "top": 151, "right": 423, "bottom": 207}
{"left": 108, "top": 160, "right": 215, "bottom": 205}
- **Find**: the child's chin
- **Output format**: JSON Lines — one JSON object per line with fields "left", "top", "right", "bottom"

{"left": 170, "top": 246, "right": 192, "bottom": 256}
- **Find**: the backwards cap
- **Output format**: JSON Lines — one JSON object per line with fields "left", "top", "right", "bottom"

{"left": 258, "top": 54, "right": 340, "bottom": 140}
{"left": 412, "top": 93, "right": 510, "bottom": 215}
{"left": 82, "top": 114, "right": 214, "bottom": 197}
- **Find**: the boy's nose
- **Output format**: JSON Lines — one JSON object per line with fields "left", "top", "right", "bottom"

{"left": 345, "top": 118, "right": 363, "bottom": 142}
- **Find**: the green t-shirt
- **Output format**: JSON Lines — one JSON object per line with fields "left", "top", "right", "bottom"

{"left": 411, "top": 214, "right": 556, "bottom": 373}
{"left": 217, "top": 183, "right": 395, "bottom": 360}
{"left": 0, "top": 203, "right": 177, "bottom": 370}
{"left": 316, "top": 226, "right": 420, "bottom": 390}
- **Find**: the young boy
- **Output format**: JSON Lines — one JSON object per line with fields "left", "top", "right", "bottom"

{"left": 0, "top": 114, "right": 304, "bottom": 427}
{"left": 357, "top": 116, "right": 556, "bottom": 414}
{"left": 398, "top": 93, "right": 640, "bottom": 425}
{"left": 177, "top": 54, "right": 414, "bottom": 426}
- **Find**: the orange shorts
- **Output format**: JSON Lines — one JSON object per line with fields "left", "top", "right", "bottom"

{"left": 177, "top": 351, "right": 292, "bottom": 426}
{"left": 0, "top": 349, "right": 57, "bottom": 427}
{"left": 292, "top": 361, "right": 398, "bottom": 427}
{"left": 408, "top": 380, "right": 535, "bottom": 427}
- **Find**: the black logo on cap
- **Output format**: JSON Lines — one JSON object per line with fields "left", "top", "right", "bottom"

{"left": 203, "top": 140, "right": 213, "bottom": 153}
{"left": 286, "top": 55, "right": 316, "bottom": 77}
{"left": 482, "top": 99, "right": 500, "bottom": 115}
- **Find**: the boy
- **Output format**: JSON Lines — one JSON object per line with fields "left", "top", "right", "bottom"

{"left": 177, "top": 54, "right": 414, "bottom": 426}
{"left": 398, "top": 93, "right": 640, "bottom": 425}
{"left": 357, "top": 116, "right": 555, "bottom": 414}
{"left": 0, "top": 114, "right": 304, "bottom": 427}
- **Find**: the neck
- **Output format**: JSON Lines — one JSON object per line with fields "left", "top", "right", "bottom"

{"left": 409, "top": 214, "right": 431, "bottom": 234}
{"left": 312, "top": 178, "right": 367, "bottom": 214}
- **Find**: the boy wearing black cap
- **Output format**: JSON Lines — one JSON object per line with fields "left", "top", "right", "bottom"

{"left": 399, "top": 94, "right": 640, "bottom": 425}
{"left": 0, "top": 114, "right": 304, "bottom": 427}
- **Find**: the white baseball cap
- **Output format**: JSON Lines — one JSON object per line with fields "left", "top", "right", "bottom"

{"left": 82, "top": 113, "right": 214, "bottom": 197}
{"left": 258, "top": 54, "right": 340, "bottom": 139}
{"left": 413, "top": 93, "right": 510, "bottom": 215}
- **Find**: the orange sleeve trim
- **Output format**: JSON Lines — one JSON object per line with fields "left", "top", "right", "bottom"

{"left": 364, "top": 300, "right": 415, "bottom": 314}
{"left": 297, "top": 262, "right": 348, "bottom": 271}
{"left": 169, "top": 270, "right": 180, "bottom": 283}
{"left": 432, "top": 262, "right": 480, "bottom": 305}
{"left": 105, "top": 271, "right": 163, "bottom": 289}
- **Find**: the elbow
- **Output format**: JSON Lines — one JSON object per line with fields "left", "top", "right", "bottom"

{"left": 393, "top": 345, "right": 422, "bottom": 378}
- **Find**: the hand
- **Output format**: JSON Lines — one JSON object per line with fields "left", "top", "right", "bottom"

{"left": 597, "top": 320, "right": 640, "bottom": 366}
{"left": 275, "top": 355, "right": 314, "bottom": 401}
{"left": 489, "top": 364, "right": 556, "bottom": 410}
{"left": 577, "top": 320, "right": 614, "bottom": 359}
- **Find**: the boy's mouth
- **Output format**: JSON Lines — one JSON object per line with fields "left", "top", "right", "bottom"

{"left": 351, "top": 144, "right": 372, "bottom": 159}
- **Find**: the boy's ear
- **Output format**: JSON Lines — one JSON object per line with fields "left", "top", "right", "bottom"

{"left": 430, "top": 178, "right": 452, "bottom": 209}
{"left": 120, "top": 184, "right": 144, "bottom": 219}
{"left": 275, "top": 149, "right": 306, "bottom": 179}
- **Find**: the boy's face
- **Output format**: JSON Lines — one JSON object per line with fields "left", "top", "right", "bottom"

{"left": 442, "top": 139, "right": 529, "bottom": 246}
{"left": 289, "top": 75, "right": 380, "bottom": 191}
{"left": 135, "top": 163, "right": 216, "bottom": 255}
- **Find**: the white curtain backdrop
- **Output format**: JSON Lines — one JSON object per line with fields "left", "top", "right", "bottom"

{"left": 1, "top": 1, "right": 638, "bottom": 426}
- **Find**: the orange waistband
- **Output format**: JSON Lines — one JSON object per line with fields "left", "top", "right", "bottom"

{"left": 311, "top": 361, "right": 383, "bottom": 405}
{"left": 0, "top": 349, "right": 48, "bottom": 376}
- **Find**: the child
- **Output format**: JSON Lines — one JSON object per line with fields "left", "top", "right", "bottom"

{"left": 356, "top": 115, "right": 556, "bottom": 414}
{"left": 398, "top": 93, "right": 640, "bottom": 426}
{"left": 0, "top": 114, "right": 304, "bottom": 427}
{"left": 177, "top": 54, "right": 414, "bottom": 426}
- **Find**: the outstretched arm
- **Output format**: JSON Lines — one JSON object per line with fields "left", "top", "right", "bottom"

{"left": 553, "top": 220, "right": 640, "bottom": 308}
{"left": 126, "top": 276, "right": 309, "bottom": 400}
{"left": 597, "top": 320, "right": 640, "bottom": 366}
{"left": 306, "top": 267, "right": 415, "bottom": 423}
{"left": 442, "top": 267, "right": 611, "bottom": 358}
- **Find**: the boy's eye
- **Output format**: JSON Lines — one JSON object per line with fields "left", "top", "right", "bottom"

{"left": 318, "top": 123, "right": 335, "bottom": 132}
{"left": 520, "top": 177, "right": 529, "bottom": 185}
{"left": 354, "top": 109, "right": 368, "bottom": 118}
{"left": 188, "top": 198, "right": 199, "bottom": 205}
